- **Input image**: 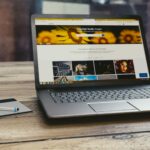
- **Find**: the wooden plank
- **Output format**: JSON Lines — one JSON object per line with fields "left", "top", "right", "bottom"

{"left": 0, "top": 62, "right": 34, "bottom": 82}
{"left": 0, "top": 62, "right": 36, "bottom": 101}
{"left": 0, "top": 81, "right": 36, "bottom": 101}
{"left": 0, "top": 100, "right": 150, "bottom": 143}
{"left": 0, "top": 132, "right": 150, "bottom": 150}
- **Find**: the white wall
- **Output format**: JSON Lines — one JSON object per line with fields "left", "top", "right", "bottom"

{"left": 42, "top": 1, "right": 89, "bottom": 14}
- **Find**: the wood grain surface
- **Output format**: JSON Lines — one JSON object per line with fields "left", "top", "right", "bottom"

{"left": 1, "top": 62, "right": 150, "bottom": 149}
{"left": 0, "top": 132, "right": 150, "bottom": 150}
{"left": 0, "top": 62, "right": 36, "bottom": 101}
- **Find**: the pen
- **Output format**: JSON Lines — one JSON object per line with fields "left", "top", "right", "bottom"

{"left": 0, "top": 107, "right": 19, "bottom": 112}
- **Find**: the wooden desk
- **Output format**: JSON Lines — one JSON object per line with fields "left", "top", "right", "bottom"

{"left": 1, "top": 62, "right": 150, "bottom": 150}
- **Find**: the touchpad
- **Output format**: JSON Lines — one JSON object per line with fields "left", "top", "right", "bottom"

{"left": 88, "top": 102, "right": 138, "bottom": 113}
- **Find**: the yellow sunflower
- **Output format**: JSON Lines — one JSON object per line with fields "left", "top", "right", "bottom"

{"left": 119, "top": 30, "right": 142, "bottom": 44}
{"left": 47, "top": 28, "right": 77, "bottom": 44}
{"left": 37, "top": 27, "right": 91, "bottom": 44}
{"left": 49, "top": 27, "right": 90, "bottom": 44}
{"left": 50, "top": 29, "right": 69, "bottom": 44}
{"left": 91, "top": 31, "right": 116, "bottom": 44}
{"left": 36, "top": 31, "right": 55, "bottom": 45}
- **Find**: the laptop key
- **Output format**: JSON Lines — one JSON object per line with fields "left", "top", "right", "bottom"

{"left": 49, "top": 88, "right": 150, "bottom": 103}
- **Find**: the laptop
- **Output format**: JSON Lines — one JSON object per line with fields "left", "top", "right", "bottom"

{"left": 31, "top": 14, "right": 150, "bottom": 118}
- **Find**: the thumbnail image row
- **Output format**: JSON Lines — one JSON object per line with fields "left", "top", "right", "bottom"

{"left": 52, "top": 60, "right": 135, "bottom": 77}
{"left": 54, "top": 74, "right": 136, "bottom": 83}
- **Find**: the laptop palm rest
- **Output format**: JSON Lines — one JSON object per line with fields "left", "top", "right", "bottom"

{"left": 128, "top": 99, "right": 150, "bottom": 111}
{"left": 88, "top": 102, "right": 138, "bottom": 113}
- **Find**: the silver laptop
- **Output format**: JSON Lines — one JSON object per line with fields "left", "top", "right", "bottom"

{"left": 31, "top": 15, "right": 150, "bottom": 118}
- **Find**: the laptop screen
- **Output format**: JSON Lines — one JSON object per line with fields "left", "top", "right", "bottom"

{"left": 34, "top": 17, "right": 149, "bottom": 85}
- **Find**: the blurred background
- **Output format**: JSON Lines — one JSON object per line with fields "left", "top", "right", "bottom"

{"left": 0, "top": 0, "right": 150, "bottom": 61}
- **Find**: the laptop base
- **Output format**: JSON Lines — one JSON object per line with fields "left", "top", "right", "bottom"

{"left": 37, "top": 85, "right": 150, "bottom": 118}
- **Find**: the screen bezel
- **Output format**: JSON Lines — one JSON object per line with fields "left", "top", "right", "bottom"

{"left": 31, "top": 14, "right": 150, "bottom": 89}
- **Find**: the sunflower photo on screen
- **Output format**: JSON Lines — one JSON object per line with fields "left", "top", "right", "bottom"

{"left": 119, "top": 29, "right": 142, "bottom": 44}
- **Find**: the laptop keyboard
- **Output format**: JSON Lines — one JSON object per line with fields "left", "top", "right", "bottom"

{"left": 49, "top": 87, "right": 150, "bottom": 103}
